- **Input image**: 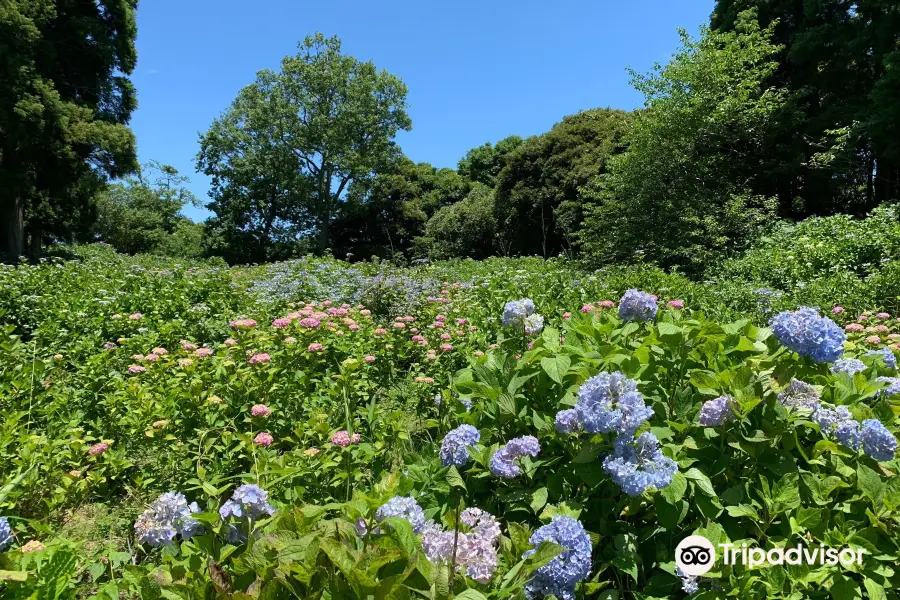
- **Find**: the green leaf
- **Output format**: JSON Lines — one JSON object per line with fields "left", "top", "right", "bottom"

{"left": 724, "top": 504, "right": 760, "bottom": 519}
{"left": 611, "top": 553, "right": 639, "bottom": 583}
{"left": 857, "top": 463, "right": 885, "bottom": 508}
{"left": 446, "top": 466, "right": 466, "bottom": 490}
{"left": 830, "top": 572, "right": 862, "bottom": 600}
{"left": 540, "top": 355, "right": 571, "bottom": 385}
{"left": 771, "top": 472, "right": 801, "bottom": 513}
{"left": 684, "top": 468, "right": 716, "bottom": 497}
{"left": 530, "top": 487, "right": 549, "bottom": 513}
{"left": 0, "top": 571, "right": 28, "bottom": 582}
{"left": 381, "top": 516, "right": 419, "bottom": 559}
{"left": 454, "top": 591, "right": 489, "bottom": 600}
{"left": 660, "top": 471, "right": 688, "bottom": 504}
{"left": 863, "top": 578, "right": 887, "bottom": 600}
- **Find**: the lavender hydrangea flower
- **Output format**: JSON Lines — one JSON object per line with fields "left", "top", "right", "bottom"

{"left": 555, "top": 409, "right": 581, "bottom": 434}
{"left": 524, "top": 516, "right": 592, "bottom": 600}
{"left": 698, "top": 396, "right": 736, "bottom": 426}
{"left": 811, "top": 405, "right": 854, "bottom": 437}
{"left": 135, "top": 492, "right": 202, "bottom": 547}
{"left": 575, "top": 372, "right": 653, "bottom": 436}
{"left": 676, "top": 567, "right": 699, "bottom": 594}
{"left": 859, "top": 419, "right": 897, "bottom": 461}
{"left": 219, "top": 484, "right": 276, "bottom": 521}
{"left": 502, "top": 299, "right": 536, "bottom": 328}
{"left": 490, "top": 436, "right": 540, "bottom": 479}
{"left": 524, "top": 314, "right": 545, "bottom": 335}
{"left": 421, "top": 508, "right": 501, "bottom": 583}
{"left": 876, "top": 376, "right": 900, "bottom": 397}
{"left": 617, "top": 289, "right": 658, "bottom": 322}
{"left": 835, "top": 419, "right": 861, "bottom": 450}
{"left": 602, "top": 432, "right": 678, "bottom": 496}
{"left": 776, "top": 379, "right": 820, "bottom": 410}
{"left": 0, "top": 517, "right": 10, "bottom": 551}
{"left": 440, "top": 425, "right": 480, "bottom": 467}
{"left": 376, "top": 496, "right": 426, "bottom": 533}
{"left": 770, "top": 307, "right": 845, "bottom": 363}
{"left": 866, "top": 348, "right": 898, "bottom": 370}
{"left": 831, "top": 358, "right": 866, "bottom": 376}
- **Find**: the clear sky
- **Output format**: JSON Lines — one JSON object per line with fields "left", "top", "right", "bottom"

{"left": 130, "top": 0, "right": 715, "bottom": 222}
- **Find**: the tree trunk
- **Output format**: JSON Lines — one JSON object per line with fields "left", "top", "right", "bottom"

{"left": 875, "top": 155, "right": 899, "bottom": 202}
{"left": 2, "top": 196, "right": 25, "bottom": 263}
{"left": 28, "top": 224, "right": 42, "bottom": 260}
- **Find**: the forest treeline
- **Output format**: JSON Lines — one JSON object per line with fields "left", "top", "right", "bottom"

{"left": 2, "top": 2, "right": 899, "bottom": 275}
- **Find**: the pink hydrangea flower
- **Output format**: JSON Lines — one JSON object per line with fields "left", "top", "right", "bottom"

{"left": 667, "top": 300, "right": 684, "bottom": 309}
{"left": 21, "top": 540, "right": 45, "bottom": 553}
{"left": 128, "top": 313, "right": 143, "bottom": 320}
{"left": 562, "top": 312, "right": 572, "bottom": 319}
{"left": 581, "top": 304, "right": 595, "bottom": 313}
{"left": 251, "top": 404, "right": 271, "bottom": 417}
{"left": 182, "top": 341, "right": 198, "bottom": 351}
{"left": 440, "top": 343, "right": 454, "bottom": 352}
{"left": 283, "top": 336, "right": 297, "bottom": 344}
{"left": 374, "top": 328, "right": 387, "bottom": 336}
{"left": 230, "top": 319, "right": 257, "bottom": 328}
{"left": 103, "top": 342, "right": 116, "bottom": 350}
{"left": 299, "top": 317, "right": 321, "bottom": 329}
{"left": 845, "top": 323, "right": 864, "bottom": 333}
{"left": 360, "top": 309, "right": 371, "bottom": 317}
{"left": 455, "top": 330, "right": 465, "bottom": 336}
{"left": 88, "top": 442, "right": 109, "bottom": 456}
{"left": 253, "top": 432, "right": 274, "bottom": 446}
{"left": 349, "top": 324, "right": 360, "bottom": 331}
{"left": 364, "top": 355, "right": 376, "bottom": 363}
{"left": 411, "top": 335, "right": 425, "bottom": 343}
{"left": 249, "top": 353, "right": 271, "bottom": 364}
{"left": 440, "top": 333, "right": 451, "bottom": 341}
{"left": 832, "top": 306, "right": 844, "bottom": 314}
{"left": 128, "top": 365, "right": 146, "bottom": 373}
{"left": 321, "top": 300, "right": 332, "bottom": 307}
{"left": 598, "top": 300, "right": 616, "bottom": 308}
{"left": 889, "top": 334, "right": 900, "bottom": 340}
{"left": 272, "top": 318, "right": 292, "bottom": 328}
{"left": 877, "top": 325, "right": 889, "bottom": 332}
{"left": 877, "top": 312, "right": 891, "bottom": 319}
{"left": 866, "top": 335, "right": 881, "bottom": 344}
{"left": 331, "top": 430, "right": 360, "bottom": 447}
{"left": 308, "top": 343, "right": 324, "bottom": 352}
{"left": 410, "top": 327, "right": 420, "bottom": 333}
{"left": 425, "top": 352, "right": 436, "bottom": 360}
{"left": 415, "top": 377, "right": 435, "bottom": 384}
{"left": 152, "top": 347, "right": 168, "bottom": 355}
{"left": 435, "top": 315, "right": 446, "bottom": 322}
{"left": 224, "top": 338, "right": 238, "bottom": 346}
{"left": 392, "top": 322, "right": 405, "bottom": 329}
{"left": 178, "top": 358, "right": 193, "bottom": 367}
{"left": 456, "top": 318, "right": 467, "bottom": 326}
{"left": 341, "top": 303, "right": 350, "bottom": 309}
{"left": 194, "top": 347, "right": 213, "bottom": 357}
{"left": 433, "top": 321, "right": 445, "bottom": 329}
{"left": 469, "top": 325, "right": 477, "bottom": 332}
{"left": 111, "top": 314, "right": 122, "bottom": 320}
{"left": 145, "top": 353, "right": 159, "bottom": 362}
{"left": 304, "top": 447, "right": 320, "bottom": 456}
{"left": 474, "top": 350, "right": 485, "bottom": 356}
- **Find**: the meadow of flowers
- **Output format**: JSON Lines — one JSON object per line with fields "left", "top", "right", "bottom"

{"left": 1, "top": 245, "right": 899, "bottom": 599}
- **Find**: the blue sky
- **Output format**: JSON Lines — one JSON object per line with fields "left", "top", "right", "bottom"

{"left": 130, "top": 0, "right": 715, "bottom": 222}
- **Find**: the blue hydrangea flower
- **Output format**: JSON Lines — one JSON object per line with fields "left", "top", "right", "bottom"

{"left": 770, "top": 307, "right": 845, "bottom": 363}
{"left": 524, "top": 314, "right": 545, "bottom": 335}
{"left": 439, "top": 425, "right": 480, "bottom": 467}
{"left": 555, "top": 409, "right": 581, "bottom": 434}
{"left": 676, "top": 567, "right": 699, "bottom": 595}
{"left": 831, "top": 358, "right": 866, "bottom": 376}
{"left": 502, "top": 298, "right": 535, "bottom": 328}
{"left": 575, "top": 372, "right": 653, "bottom": 436}
{"left": 602, "top": 432, "right": 678, "bottom": 496}
{"left": 376, "top": 496, "right": 426, "bottom": 533}
{"left": 876, "top": 376, "right": 900, "bottom": 397}
{"left": 0, "top": 517, "right": 11, "bottom": 551}
{"left": 776, "top": 379, "right": 820, "bottom": 410}
{"left": 617, "top": 289, "right": 658, "bottom": 322}
{"left": 524, "top": 516, "right": 592, "bottom": 600}
{"left": 134, "top": 492, "right": 202, "bottom": 547}
{"left": 866, "top": 348, "right": 898, "bottom": 370}
{"left": 811, "top": 405, "right": 854, "bottom": 437}
{"left": 219, "top": 484, "right": 276, "bottom": 521}
{"left": 834, "top": 419, "right": 861, "bottom": 451}
{"left": 698, "top": 396, "right": 736, "bottom": 426}
{"left": 859, "top": 419, "right": 897, "bottom": 462}
{"left": 490, "top": 436, "right": 541, "bottom": 479}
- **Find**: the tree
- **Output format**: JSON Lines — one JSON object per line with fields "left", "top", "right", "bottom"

{"left": 0, "top": 0, "right": 139, "bottom": 261}
{"left": 710, "top": 0, "right": 900, "bottom": 213}
{"left": 579, "top": 16, "right": 783, "bottom": 275}
{"left": 197, "top": 33, "right": 411, "bottom": 262}
{"left": 493, "top": 108, "right": 631, "bottom": 258}
{"left": 92, "top": 161, "right": 202, "bottom": 256}
{"left": 457, "top": 136, "right": 524, "bottom": 186}
{"left": 331, "top": 158, "right": 473, "bottom": 259}
{"left": 417, "top": 184, "right": 497, "bottom": 260}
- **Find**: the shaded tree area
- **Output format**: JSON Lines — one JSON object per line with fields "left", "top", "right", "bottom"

{"left": 0, "top": 0, "right": 139, "bottom": 262}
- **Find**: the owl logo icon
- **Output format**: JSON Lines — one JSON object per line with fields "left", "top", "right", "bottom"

{"left": 675, "top": 535, "right": 716, "bottom": 576}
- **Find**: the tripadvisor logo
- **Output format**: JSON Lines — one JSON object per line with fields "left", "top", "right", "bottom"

{"left": 675, "top": 535, "right": 865, "bottom": 575}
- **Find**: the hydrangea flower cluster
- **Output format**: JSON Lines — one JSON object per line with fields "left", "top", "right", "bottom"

{"left": 676, "top": 567, "right": 699, "bottom": 594}
{"left": 699, "top": 395, "right": 737, "bottom": 426}
{"left": 421, "top": 508, "right": 501, "bottom": 583}
{"left": 219, "top": 484, "right": 277, "bottom": 543}
{"left": 866, "top": 348, "right": 898, "bottom": 370}
{"left": 617, "top": 289, "right": 658, "bottom": 322}
{"left": 524, "top": 516, "right": 592, "bottom": 600}
{"left": 776, "top": 379, "right": 820, "bottom": 410}
{"left": 812, "top": 404, "right": 897, "bottom": 461}
{"left": 555, "top": 409, "right": 581, "bottom": 434}
{"left": 439, "top": 425, "right": 480, "bottom": 467}
{"left": 572, "top": 372, "right": 653, "bottom": 437}
{"left": 375, "top": 496, "right": 426, "bottom": 533}
{"left": 490, "top": 436, "right": 541, "bottom": 478}
{"left": 524, "top": 314, "right": 545, "bottom": 335}
{"left": 602, "top": 432, "right": 678, "bottom": 496}
{"left": 331, "top": 430, "right": 361, "bottom": 446}
{"left": 877, "top": 376, "right": 900, "bottom": 397}
{"left": 770, "top": 307, "right": 845, "bottom": 363}
{"left": 0, "top": 517, "right": 11, "bottom": 551}
{"left": 831, "top": 358, "right": 866, "bottom": 376}
{"left": 134, "top": 492, "right": 203, "bottom": 547}
{"left": 502, "top": 298, "right": 536, "bottom": 328}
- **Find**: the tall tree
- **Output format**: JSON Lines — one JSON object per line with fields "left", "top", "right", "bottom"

{"left": 580, "top": 16, "right": 783, "bottom": 275}
{"left": 711, "top": 0, "right": 900, "bottom": 213}
{"left": 0, "top": 0, "right": 138, "bottom": 261}
{"left": 457, "top": 135, "right": 524, "bottom": 186}
{"left": 493, "top": 108, "right": 631, "bottom": 258}
{"left": 197, "top": 33, "right": 411, "bottom": 261}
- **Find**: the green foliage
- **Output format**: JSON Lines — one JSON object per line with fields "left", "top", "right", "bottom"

{"left": 494, "top": 108, "right": 631, "bottom": 258}
{"left": 418, "top": 185, "right": 497, "bottom": 260}
{"left": 197, "top": 33, "right": 412, "bottom": 262}
{"left": 580, "top": 17, "right": 784, "bottom": 275}
{"left": 457, "top": 136, "right": 524, "bottom": 187}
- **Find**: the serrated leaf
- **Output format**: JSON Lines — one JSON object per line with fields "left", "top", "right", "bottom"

{"left": 540, "top": 355, "right": 571, "bottom": 385}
